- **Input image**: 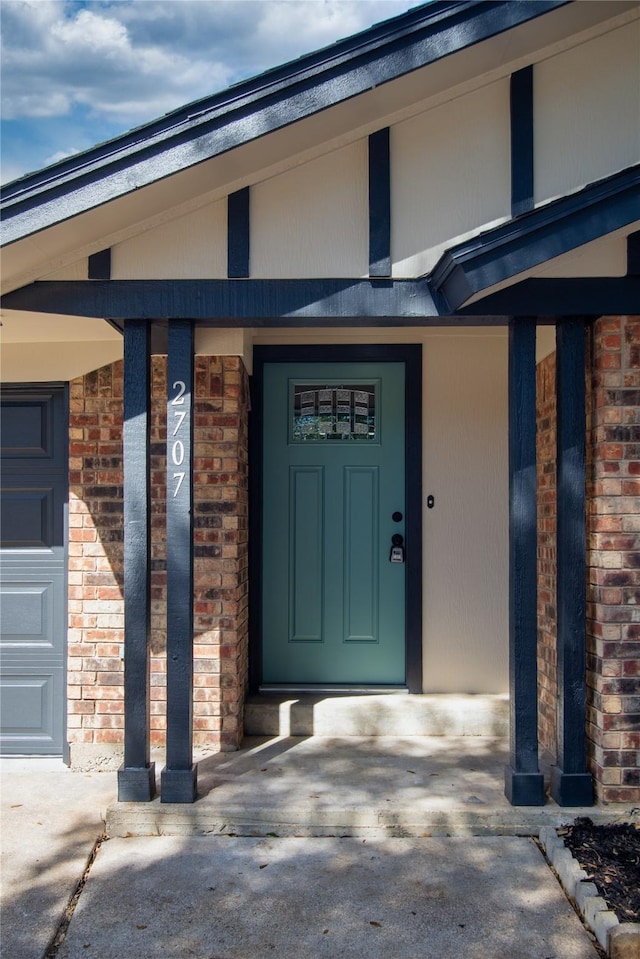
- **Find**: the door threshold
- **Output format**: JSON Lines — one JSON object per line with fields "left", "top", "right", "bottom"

{"left": 258, "top": 685, "right": 409, "bottom": 695}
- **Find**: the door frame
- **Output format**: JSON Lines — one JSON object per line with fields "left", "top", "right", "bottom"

{"left": 249, "top": 344, "right": 422, "bottom": 693}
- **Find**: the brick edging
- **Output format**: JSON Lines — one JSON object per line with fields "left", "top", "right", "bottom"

{"left": 539, "top": 825, "right": 640, "bottom": 958}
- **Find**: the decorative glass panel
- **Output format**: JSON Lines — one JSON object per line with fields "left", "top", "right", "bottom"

{"left": 292, "top": 383, "right": 377, "bottom": 441}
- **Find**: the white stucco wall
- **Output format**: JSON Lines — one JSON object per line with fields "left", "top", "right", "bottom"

{"left": 421, "top": 331, "right": 508, "bottom": 693}
{"left": 391, "top": 80, "right": 511, "bottom": 277}
{"left": 111, "top": 199, "right": 227, "bottom": 279}
{"left": 250, "top": 141, "right": 369, "bottom": 278}
{"left": 534, "top": 19, "right": 640, "bottom": 204}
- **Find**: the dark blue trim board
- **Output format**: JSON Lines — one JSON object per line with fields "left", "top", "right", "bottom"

{"left": 88, "top": 248, "right": 111, "bottom": 280}
{"left": 505, "top": 317, "right": 544, "bottom": 807}
{"left": 432, "top": 165, "right": 640, "bottom": 311}
{"left": 628, "top": 231, "right": 640, "bottom": 275}
{"left": 551, "top": 318, "right": 593, "bottom": 807}
{"left": 1, "top": 278, "right": 438, "bottom": 319}
{"left": 118, "top": 319, "right": 155, "bottom": 803}
{"left": 227, "top": 188, "right": 250, "bottom": 278}
{"left": 369, "top": 128, "right": 391, "bottom": 277}
{"left": 161, "top": 320, "right": 197, "bottom": 804}
{"left": 1, "top": 1, "right": 568, "bottom": 243}
{"left": 510, "top": 66, "right": 534, "bottom": 217}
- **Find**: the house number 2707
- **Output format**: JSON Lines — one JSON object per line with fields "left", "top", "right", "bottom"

{"left": 171, "top": 380, "right": 187, "bottom": 497}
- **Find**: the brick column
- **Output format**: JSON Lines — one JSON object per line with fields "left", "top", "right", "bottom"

{"left": 587, "top": 314, "right": 640, "bottom": 803}
{"left": 68, "top": 354, "right": 250, "bottom": 768}
{"left": 537, "top": 351, "right": 558, "bottom": 758}
{"left": 193, "top": 356, "right": 250, "bottom": 751}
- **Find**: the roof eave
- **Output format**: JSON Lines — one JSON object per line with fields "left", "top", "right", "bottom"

{"left": 1, "top": 0, "right": 569, "bottom": 245}
{"left": 430, "top": 165, "right": 640, "bottom": 312}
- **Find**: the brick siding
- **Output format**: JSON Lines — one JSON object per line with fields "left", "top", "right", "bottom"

{"left": 67, "top": 355, "right": 249, "bottom": 765}
{"left": 587, "top": 315, "right": 640, "bottom": 803}
{"left": 537, "top": 318, "right": 640, "bottom": 802}
{"left": 536, "top": 351, "right": 558, "bottom": 758}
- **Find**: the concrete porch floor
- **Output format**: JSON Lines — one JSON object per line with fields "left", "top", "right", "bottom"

{"left": 106, "top": 733, "right": 633, "bottom": 840}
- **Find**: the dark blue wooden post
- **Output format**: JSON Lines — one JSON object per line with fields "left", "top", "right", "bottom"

{"left": 505, "top": 317, "right": 545, "bottom": 806}
{"left": 118, "top": 319, "right": 155, "bottom": 802}
{"left": 161, "top": 319, "right": 197, "bottom": 803}
{"left": 551, "top": 318, "right": 593, "bottom": 806}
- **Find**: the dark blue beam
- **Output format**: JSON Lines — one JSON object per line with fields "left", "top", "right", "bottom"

{"left": 118, "top": 319, "right": 155, "bottom": 802}
{"left": 505, "top": 316, "right": 545, "bottom": 806}
{"left": 550, "top": 318, "right": 593, "bottom": 807}
{"left": 1, "top": 277, "right": 437, "bottom": 319}
{"left": 161, "top": 319, "right": 197, "bottom": 803}
{"left": 460, "top": 277, "right": 640, "bottom": 316}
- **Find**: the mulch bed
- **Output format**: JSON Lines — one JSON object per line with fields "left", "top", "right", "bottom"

{"left": 558, "top": 817, "right": 640, "bottom": 924}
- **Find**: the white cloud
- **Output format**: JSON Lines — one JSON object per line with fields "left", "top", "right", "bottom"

{"left": 1, "top": 0, "right": 417, "bottom": 181}
{"left": 2, "top": 1, "right": 412, "bottom": 121}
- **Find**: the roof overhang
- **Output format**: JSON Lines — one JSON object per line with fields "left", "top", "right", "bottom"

{"left": 430, "top": 166, "right": 640, "bottom": 311}
{"left": 1, "top": 1, "right": 638, "bottom": 326}
{"left": 1, "top": 1, "right": 575, "bottom": 247}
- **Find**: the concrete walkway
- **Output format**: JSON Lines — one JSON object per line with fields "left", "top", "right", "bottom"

{"left": 2, "top": 740, "right": 628, "bottom": 959}
{"left": 55, "top": 835, "right": 600, "bottom": 959}
{"left": 0, "top": 757, "right": 114, "bottom": 959}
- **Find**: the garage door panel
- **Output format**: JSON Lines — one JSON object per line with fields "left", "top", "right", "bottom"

{"left": 0, "top": 670, "right": 62, "bottom": 753}
{"left": 0, "top": 484, "right": 64, "bottom": 548}
{"left": 0, "top": 390, "right": 65, "bottom": 468}
{"left": 0, "top": 572, "right": 65, "bottom": 654}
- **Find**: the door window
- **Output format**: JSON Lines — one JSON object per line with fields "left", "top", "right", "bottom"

{"left": 291, "top": 381, "right": 377, "bottom": 442}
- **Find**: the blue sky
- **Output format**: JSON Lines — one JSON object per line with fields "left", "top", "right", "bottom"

{"left": 1, "top": 0, "right": 420, "bottom": 184}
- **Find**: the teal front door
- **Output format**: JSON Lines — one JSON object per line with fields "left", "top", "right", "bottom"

{"left": 261, "top": 360, "right": 406, "bottom": 685}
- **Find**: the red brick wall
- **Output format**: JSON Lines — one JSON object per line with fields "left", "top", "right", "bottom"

{"left": 193, "top": 356, "right": 249, "bottom": 751}
{"left": 536, "top": 318, "right": 640, "bottom": 802}
{"left": 587, "top": 315, "right": 640, "bottom": 803}
{"left": 67, "top": 355, "right": 249, "bottom": 766}
{"left": 536, "top": 351, "right": 558, "bottom": 757}
{"left": 68, "top": 363, "right": 125, "bottom": 758}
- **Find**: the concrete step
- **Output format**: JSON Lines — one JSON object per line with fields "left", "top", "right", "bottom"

{"left": 244, "top": 693, "right": 509, "bottom": 737}
{"left": 106, "top": 735, "right": 624, "bottom": 840}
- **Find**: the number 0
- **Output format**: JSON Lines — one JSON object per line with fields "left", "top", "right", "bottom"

{"left": 172, "top": 440, "right": 185, "bottom": 466}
